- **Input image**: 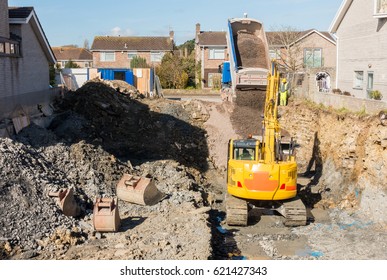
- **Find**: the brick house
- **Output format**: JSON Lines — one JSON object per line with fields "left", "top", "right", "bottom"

{"left": 90, "top": 32, "right": 174, "bottom": 69}
{"left": 329, "top": 0, "right": 387, "bottom": 101}
{"left": 267, "top": 29, "right": 337, "bottom": 92}
{"left": 0, "top": 0, "right": 56, "bottom": 126}
{"left": 52, "top": 47, "right": 93, "bottom": 68}
{"left": 194, "top": 23, "right": 228, "bottom": 89}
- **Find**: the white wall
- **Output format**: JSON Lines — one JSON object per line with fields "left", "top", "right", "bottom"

{"left": 336, "top": 0, "right": 387, "bottom": 101}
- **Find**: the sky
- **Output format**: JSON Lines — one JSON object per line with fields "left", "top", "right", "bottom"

{"left": 8, "top": 0, "right": 343, "bottom": 48}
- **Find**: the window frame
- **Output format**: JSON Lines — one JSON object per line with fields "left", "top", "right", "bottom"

{"left": 100, "top": 52, "right": 115, "bottom": 62}
{"left": 353, "top": 70, "right": 364, "bottom": 90}
{"left": 304, "top": 48, "right": 322, "bottom": 68}
{"left": 0, "top": 38, "right": 21, "bottom": 57}
{"left": 269, "top": 48, "right": 281, "bottom": 60}
{"left": 367, "top": 72, "right": 374, "bottom": 90}
{"left": 150, "top": 51, "right": 164, "bottom": 62}
{"left": 209, "top": 48, "right": 225, "bottom": 60}
{"left": 374, "top": 0, "right": 387, "bottom": 18}
{"left": 127, "top": 51, "right": 137, "bottom": 60}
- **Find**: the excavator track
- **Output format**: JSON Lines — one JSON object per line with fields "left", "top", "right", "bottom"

{"left": 282, "top": 198, "right": 307, "bottom": 227}
{"left": 225, "top": 194, "right": 248, "bottom": 226}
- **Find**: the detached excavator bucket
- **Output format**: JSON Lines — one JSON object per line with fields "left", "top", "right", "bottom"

{"left": 93, "top": 197, "right": 121, "bottom": 232}
{"left": 49, "top": 187, "right": 80, "bottom": 217}
{"left": 116, "top": 174, "right": 164, "bottom": 206}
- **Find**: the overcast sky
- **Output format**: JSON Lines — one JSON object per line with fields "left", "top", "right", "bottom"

{"left": 8, "top": 0, "right": 343, "bottom": 47}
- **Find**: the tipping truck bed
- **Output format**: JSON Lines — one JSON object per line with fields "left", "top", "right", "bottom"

{"left": 226, "top": 18, "right": 270, "bottom": 108}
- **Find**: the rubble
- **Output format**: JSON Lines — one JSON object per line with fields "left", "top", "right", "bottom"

{"left": 1, "top": 80, "right": 386, "bottom": 260}
{"left": 0, "top": 80, "right": 212, "bottom": 260}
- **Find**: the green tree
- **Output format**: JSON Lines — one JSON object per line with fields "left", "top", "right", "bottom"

{"left": 65, "top": 59, "right": 80, "bottom": 68}
{"left": 130, "top": 56, "right": 149, "bottom": 68}
{"left": 178, "top": 39, "right": 195, "bottom": 56}
{"left": 156, "top": 52, "right": 197, "bottom": 89}
{"left": 49, "top": 64, "right": 56, "bottom": 86}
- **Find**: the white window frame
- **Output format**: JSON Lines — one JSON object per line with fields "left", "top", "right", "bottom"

{"left": 127, "top": 52, "right": 137, "bottom": 60}
{"left": 374, "top": 0, "right": 387, "bottom": 18}
{"left": 150, "top": 51, "right": 164, "bottom": 62}
{"left": 304, "top": 48, "right": 322, "bottom": 68}
{"left": 209, "top": 48, "right": 225, "bottom": 60}
{"left": 269, "top": 49, "right": 281, "bottom": 60}
{"left": 367, "top": 72, "right": 374, "bottom": 91}
{"left": 100, "top": 52, "right": 115, "bottom": 62}
{"left": 353, "top": 71, "right": 364, "bottom": 90}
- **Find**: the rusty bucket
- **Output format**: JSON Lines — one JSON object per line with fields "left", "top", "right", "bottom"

{"left": 116, "top": 174, "right": 165, "bottom": 206}
{"left": 49, "top": 187, "right": 80, "bottom": 217}
{"left": 93, "top": 197, "right": 121, "bottom": 232}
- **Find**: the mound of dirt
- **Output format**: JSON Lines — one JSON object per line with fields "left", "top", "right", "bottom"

{"left": 56, "top": 81, "right": 209, "bottom": 170}
{"left": 0, "top": 80, "right": 213, "bottom": 260}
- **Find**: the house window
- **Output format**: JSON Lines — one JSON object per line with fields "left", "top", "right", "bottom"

{"left": 269, "top": 49, "right": 281, "bottom": 60}
{"left": 0, "top": 39, "right": 20, "bottom": 56}
{"left": 128, "top": 52, "right": 137, "bottom": 59}
{"left": 10, "top": 43, "right": 15, "bottom": 54}
{"left": 100, "top": 52, "right": 115, "bottom": 62}
{"left": 304, "top": 48, "right": 322, "bottom": 68}
{"left": 367, "top": 72, "right": 374, "bottom": 90}
{"left": 151, "top": 52, "right": 164, "bottom": 62}
{"left": 374, "top": 0, "right": 387, "bottom": 17}
{"left": 353, "top": 71, "right": 364, "bottom": 89}
{"left": 209, "top": 48, "right": 225, "bottom": 60}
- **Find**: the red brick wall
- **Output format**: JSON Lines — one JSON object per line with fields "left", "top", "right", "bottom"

{"left": 93, "top": 51, "right": 163, "bottom": 68}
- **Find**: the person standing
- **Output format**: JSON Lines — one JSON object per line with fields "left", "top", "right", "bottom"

{"left": 280, "top": 78, "right": 289, "bottom": 106}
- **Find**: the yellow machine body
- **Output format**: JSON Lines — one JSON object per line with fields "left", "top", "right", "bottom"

{"left": 227, "top": 139, "right": 297, "bottom": 201}
{"left": 227, "top": 61, "right": 298, "bottom": 203}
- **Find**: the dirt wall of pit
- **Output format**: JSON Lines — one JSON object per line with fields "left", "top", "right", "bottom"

{"left": 280, "top": 101, "right": 387, "bottom": 224}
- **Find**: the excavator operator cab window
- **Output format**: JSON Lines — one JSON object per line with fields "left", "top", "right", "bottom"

{"left": 235, "top": 147, "right": 255, "bottom": 160}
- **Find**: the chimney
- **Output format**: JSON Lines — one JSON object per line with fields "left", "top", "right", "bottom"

{"left": 0, "top": 0, "right": 10, "bottom": 38}
{"left": 196, "top": 23, "right": 201, "bottom": 36}
{"left": 169, "top": 30, "right": 174, "bottom": 41}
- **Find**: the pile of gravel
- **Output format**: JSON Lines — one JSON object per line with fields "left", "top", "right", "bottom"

{"left": 0, "top": 138, "right": 76, "bottom": 253}
{"left": 235, "top": 31, "right": 267, "bottom": 69}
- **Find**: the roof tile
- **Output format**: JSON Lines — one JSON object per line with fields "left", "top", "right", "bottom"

{"left": 52, "top": 47, "right": 92, "bottom": 60}
{"left": 197, "top": 31, "right": 226, "bottom": 46}
{"left": 91, "top": 36, "right": 174, "bottom": 51}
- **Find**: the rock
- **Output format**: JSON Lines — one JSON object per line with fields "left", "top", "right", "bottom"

{"left": 21, "top": 250, "right": 37, "bottom": 259}
{"left": 95, "top": 232, "right": 102, "bottom": 240}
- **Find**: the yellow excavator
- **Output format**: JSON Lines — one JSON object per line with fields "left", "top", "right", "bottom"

{"left": 225, "top": 61, "right": 307, "bottom": 227}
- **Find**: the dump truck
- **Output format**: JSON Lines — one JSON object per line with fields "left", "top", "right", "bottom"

{"left": 226, "top": 17, "right": 270, "bottom": 108}
{"left": 225, "top": 60, "right": 307, "bottom": 227}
